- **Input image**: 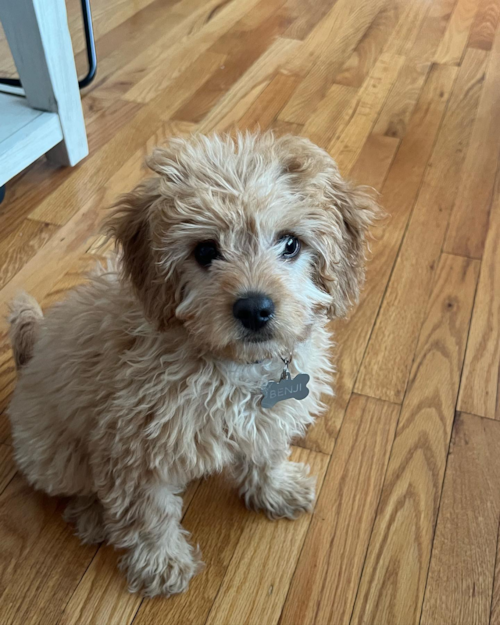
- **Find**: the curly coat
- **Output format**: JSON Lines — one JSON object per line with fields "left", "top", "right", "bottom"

{"left": 7, "top": 133, "right": 378, "bottom": 596}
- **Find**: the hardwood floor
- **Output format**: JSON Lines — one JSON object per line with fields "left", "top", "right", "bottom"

{"left": 1, "top": 0, "right": 500, "bottom": 622}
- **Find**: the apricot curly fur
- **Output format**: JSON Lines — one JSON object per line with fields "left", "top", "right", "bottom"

{"left": 8, "top": 132, "right": 378, "bottom": 597}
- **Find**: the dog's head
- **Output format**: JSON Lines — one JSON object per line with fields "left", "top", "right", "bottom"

{"left": 106, "top": 133, "right": 379, "bottom": 362}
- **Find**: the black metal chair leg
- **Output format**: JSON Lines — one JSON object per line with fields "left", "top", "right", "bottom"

{"left": 78, "top": 0, "right": 97, "bottom": 88}
{"left": 0, "top": 0, "right": 97, "bottom": 90}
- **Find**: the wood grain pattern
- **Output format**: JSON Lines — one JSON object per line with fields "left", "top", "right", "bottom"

{"left": 408, "top": 0, "right": 457, "bottom": 62}
{"left": 0, "top": 193, "right": 107, "bottom": 313}
{"left": 333, "top": 4, "right": 401, "bottom": 88}
{"left": 351, "top": 254, "right": 479, "bottom": 625}
{"left": 443, "top": 50, "right": 500, "bottom": 258}
{"left": 490, "top": 520, "right": 500, "bottom": 625}
{"left": 383, "top": 0, "right": 432, "bottom": 56}
{"left": 59, "top": 546, "right": 141, "bottom": 625}
{"left": 468, "top": 0, "right": 500, "bottom": 50}
{"left": 349, "top": 133, "right": 400, "bottom": 188}
{"left": 0, "top": 219, "right": 58, "bottom": 290}
{"left": 279, "top": 0, "right": 387, "bottom": 124}
{"left": 372, "top": 56, "right": 430, "bottom": 138}
{"left": 197, "top": 38, "right": 301, "bottom": 133}
{"left": 0, "top": 159, "right": 76, "bottom": 242}
{"left": 1, "top": 0, "right": 500, "bottom": 621}
{"left": 283, "top": 0, "right": 335, "bottom": 40}
{"left": 78, "top": 3, "right": 188, "bottom": 121}
{"left": 300, "top": 83, "right": 358, "bottom": 150}
{"left": 458, "top": 174, "right": 500, "bottom": 419}
{"left": 173, "top": 5, "right": 294, "bottom": 123}
{"left": 0, "top": 444, "right": 15, "bottom": 495}
{"left": 237, "top": 73, "right": 300, "bottom": 132}
{"left": 85, "top": 99, "right": 145, "bottom": 155}
{"left": 121, "top": 0, "right": 265, "bottom": 104}
{"left": 204, "top": 448, "right": 329, "bottom": 625}
{"left": 356, "top": 48, "right": 486, "bottom": 403}
{"left": 68, "top": 0, "right": 161, "bottom": 60}
{"left": 0, "top": 476, "right": 97, "bottom": 625}
{"left": 267, "top": 119, "right": 304, "bottom": 137}
{"left": 41, "top": 254, "right": 105, "bottom": 310}
{"left": 280, "top": 396, "right": 400, "bottom": 625}
{"left": 434, "top": 0, "right": 479, "bottom": 64}
{"left": 420, "top": 412, "right": 500, "bottom": 625}
{"left": 329, "top": 53, "right": 405, "bottom": 174}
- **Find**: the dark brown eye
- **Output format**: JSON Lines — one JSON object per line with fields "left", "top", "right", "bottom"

{"left": 281, "top": 235, "right": 301, "bottom": 259}
{"left": 194, "top": 240, "right": 221, "bottom": 267}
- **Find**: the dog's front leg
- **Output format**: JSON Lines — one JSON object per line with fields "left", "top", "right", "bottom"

{"left": 232, "top": 452, "right": 316, "bottom": 520}
{"left": 102, "top": 483, "right": 201, "bottom": 597}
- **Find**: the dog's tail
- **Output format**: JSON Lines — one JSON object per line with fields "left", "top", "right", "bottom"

{"left": 8, "top": 292, "right": 43, "bottom": 370}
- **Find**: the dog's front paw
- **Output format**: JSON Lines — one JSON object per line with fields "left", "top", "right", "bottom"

{"left": 121, "top": 538, "right": 202, "bottom": 597}
{"left": 245, "top": 461, "right": 316, "bottom": 520}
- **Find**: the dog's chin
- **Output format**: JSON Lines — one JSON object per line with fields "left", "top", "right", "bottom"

{"left": 197, "top": 323, "right": 305, "bottom": 363}
{"left": 242, "top": 335, "right": 272, "bottom": 345}
{"left": 232, "top": 332, "right": 295, "bottom": 363}
{"left": 239, "top": 330, "right": 277, "bottom": 353}
{"left": 233, "top": 322, "right": 314, "bottom": 363}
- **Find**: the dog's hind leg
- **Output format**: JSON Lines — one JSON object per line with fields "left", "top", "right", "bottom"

{"left": 64, "top": 495, "right": 107, "bottom": 544}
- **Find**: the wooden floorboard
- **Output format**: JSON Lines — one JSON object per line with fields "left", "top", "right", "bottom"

{"left": 355, "top": 48, "right": 486, "bottom": 403}
{"left": 1, "top": 0, "right": 500, "bottom": 622}
{"left": 351, "top": 254, "right": 479, "bottom": 625}
{"left": 280, "top": 396, "right": 400, "bottom": 625}
{"left": 420, "top": 412, "right": 500, "bottom": 625}
{"left": 458, "top": 171, "right": 500, "bottom": 420}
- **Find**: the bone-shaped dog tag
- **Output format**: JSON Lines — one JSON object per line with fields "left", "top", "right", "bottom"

{"left": 261, "top": 373, "right": 310, "bottom": 409}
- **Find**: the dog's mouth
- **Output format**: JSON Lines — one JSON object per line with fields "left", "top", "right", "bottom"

{"left": 239, "top": 330, "right": 274, "bottom": 344}
{"left": 244, "top": 336, "right": 271, "bottom": 344}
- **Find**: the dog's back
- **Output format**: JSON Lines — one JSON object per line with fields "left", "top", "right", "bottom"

{"left": 6, "top": 274, "right": 130, "bottom": 497}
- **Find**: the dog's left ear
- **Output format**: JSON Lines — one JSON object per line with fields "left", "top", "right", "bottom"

{"left": 276, "top": 135, "right": 380, "bottom": 318}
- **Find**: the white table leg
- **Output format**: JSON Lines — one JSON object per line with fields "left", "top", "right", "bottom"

{"left": 0, "top": 0, "right": 88, "bottom": 166}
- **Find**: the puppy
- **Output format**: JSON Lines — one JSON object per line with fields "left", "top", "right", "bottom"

{"left": 7, "top": 133, "right": 378, "bottom": 597}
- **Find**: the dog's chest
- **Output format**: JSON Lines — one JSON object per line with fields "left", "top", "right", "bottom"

{"left": 195, "top": 365, "right": 314, "bottom": 453}
{"left": 149, "top": 362, "right": 316, "bottom": 479}
{"left": 143, "top": 332, "right": 332, "bottom": 481}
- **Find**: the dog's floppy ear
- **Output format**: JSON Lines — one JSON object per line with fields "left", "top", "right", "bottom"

{"left": 276, "top": 135, "right": 380, "bottom": 318}
{"left": 105, "top": 146, "right": 187, "bottom": 330}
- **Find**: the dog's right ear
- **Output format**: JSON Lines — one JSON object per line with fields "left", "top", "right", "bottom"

{"left": 105, "top": 176, "right": 177, "bottom": 330}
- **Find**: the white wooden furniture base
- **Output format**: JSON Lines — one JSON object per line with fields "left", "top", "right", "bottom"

{"left": 0, "top": 0, "right": 88, "bottom": 188}
{"left": 0, "top": 94, "right": 63, "bottom": 187}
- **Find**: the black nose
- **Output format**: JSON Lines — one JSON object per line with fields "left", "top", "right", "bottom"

{"left": 233, "top": 293, "right": 275, "bottom": 331}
